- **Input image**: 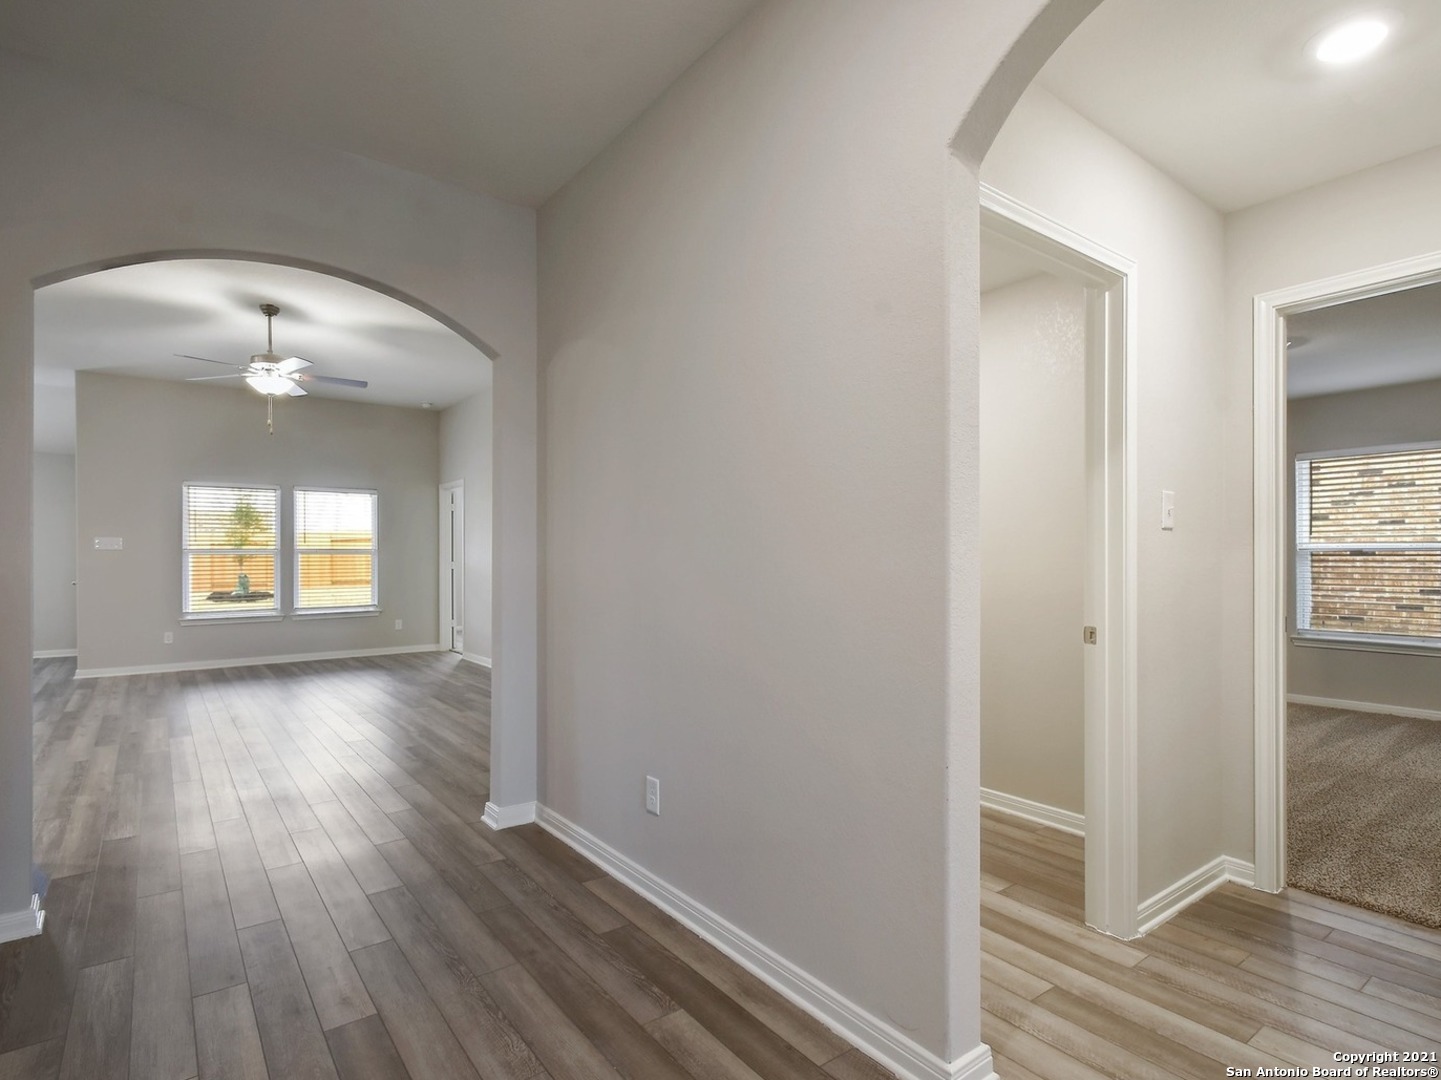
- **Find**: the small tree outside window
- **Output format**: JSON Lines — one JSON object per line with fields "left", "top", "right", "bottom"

{"left": 182, "top": 484, "right": 280, "bottom": 617}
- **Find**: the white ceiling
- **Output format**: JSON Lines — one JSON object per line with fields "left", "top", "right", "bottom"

{"left": 0, "top": 0, "right": 760, "bottom": 207}
{"left": 34, "top": 259, "right": 491, "bottom": 452}
{"left": 1038, "top": 0, "right": 1441, "bottom": 211}
{"left": 1287, "top": 281, "right": 1441, "bottom": 398}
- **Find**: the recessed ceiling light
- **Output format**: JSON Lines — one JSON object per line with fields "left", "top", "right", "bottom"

{"left": 1313, "top": 16, "right": 1391, "bottom": 65}
{"left": 421, "top": 402, "right": 433, "bottom": 409}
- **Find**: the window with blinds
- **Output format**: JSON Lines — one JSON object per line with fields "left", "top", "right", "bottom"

{"left": 294, "top": 488, "right": 379, "bottom": 612}
{"left": 1295, "top": 444, "right": 1441, "bottom": 645}
{"left": 182, "top": 484, "right": 281, "bottom": 617}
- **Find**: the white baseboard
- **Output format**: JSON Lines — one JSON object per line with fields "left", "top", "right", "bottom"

{"left": 73, "top": 643, "right": 444, "bottom": 679}
{"left": 1288, "top": 693, "right": 1441, "bottom": 723}
{"left": 32, "top": 649, "right": 78, "bottom": 659}
{"left": 0, "top": 895, "right": 45, "bottom": 944}
{"left": 1223, "top": 857, "right": 1257, "bottom": 890}
{"left": 461, "top": 653, "right": 492, "bottom": 669}
{"left": 980, "top": 787, "right": 1085, "bottom": 837}
{"left": 482, "top": 801, "right": 537, "bottom": 829}
{"left": 536, "top": 805, "right": 996, "bottom": 1080}
{"left": 1137, "top": 856, "right": 1255, "bottom": 937}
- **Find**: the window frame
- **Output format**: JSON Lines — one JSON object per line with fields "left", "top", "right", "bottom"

{"left": 180, "top": 482, "right": 283, "bottom": 622}
{"left": 292, "top": 486, "right": 381, "bottom": 616}
{"left": 1294, "top": 440, "right": 1441, "bottom": 654}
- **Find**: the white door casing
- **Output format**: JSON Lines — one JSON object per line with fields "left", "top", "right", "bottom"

{"left": 440, "top": 480, "right": 464, "bottom": 653}
{"left": 980, "top": 184, "right": 1140, "bottom": 939}
{"left": 1251, "top": 249, "right": 1441, "bottom": 893}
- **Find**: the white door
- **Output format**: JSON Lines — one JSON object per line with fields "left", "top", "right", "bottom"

{"left": 440, "top": 482, "right": 464, "bottom": 653}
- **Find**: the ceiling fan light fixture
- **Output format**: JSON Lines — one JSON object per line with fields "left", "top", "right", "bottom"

{"left": 245, "top": 372, "right": 294, "bottom": 396}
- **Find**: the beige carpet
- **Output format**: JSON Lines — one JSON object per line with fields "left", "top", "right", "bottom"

{"left": 1288, "top": 702, "right": 1441, "bottom": 929}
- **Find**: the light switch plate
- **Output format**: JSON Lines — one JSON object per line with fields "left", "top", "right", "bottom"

{"left": 1160, "top": 491, "right": 1175, "bottom": 531}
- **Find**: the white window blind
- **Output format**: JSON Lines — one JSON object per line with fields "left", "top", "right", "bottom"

{"left": 294, "top": 488, "right": 378, "bottom": 612}
{"left": 182, "top": 484, "right": 280, "bottom": 617}
{"left": 1296, "top": 444, "right": 1441, "bottom": 644}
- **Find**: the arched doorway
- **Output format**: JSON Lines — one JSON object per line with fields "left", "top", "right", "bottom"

{"left": 0, "top": 93, "right": 540, "bottom": 931}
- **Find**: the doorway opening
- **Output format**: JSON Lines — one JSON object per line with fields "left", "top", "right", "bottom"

{"left": 979, "top": 184, "right": 1138, "bottom": 938}
{"left": 441, "top": 480, "right": 465, "bottom": 654}
{"left": 1254, "top": 252, "right": 1441, "bottom": 920}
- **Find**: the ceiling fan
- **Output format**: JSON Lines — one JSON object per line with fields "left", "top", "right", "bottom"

{"left": 181, "top": 303, "right": 368, "bottom": 433}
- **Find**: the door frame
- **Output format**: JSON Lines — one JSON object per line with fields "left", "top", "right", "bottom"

{"left": 1251, "top": 249, "right": 1441, "bottom": 892}
{"left": 980, "top": 184, "right": 1140, "bottom": 938}
{"left": 440, "top": 479, "right": 464, "bottom": 654}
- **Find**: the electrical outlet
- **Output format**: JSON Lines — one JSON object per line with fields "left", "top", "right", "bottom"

{"left": 394, "top": 618, "right": 403, "bottom": 631}
{"left": 645, "top": 775, "right": 661, "bottom": 816}
{"left": 163, "top": 631, "right": 174, "bottom": 645}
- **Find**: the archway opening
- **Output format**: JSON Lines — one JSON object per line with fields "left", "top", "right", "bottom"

{"left": 29, "top": 253, "right": 501, "bottom": 844}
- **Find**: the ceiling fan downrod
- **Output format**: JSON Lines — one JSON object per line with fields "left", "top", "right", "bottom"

{"left": 260, "top": 303, "right": 280, "bottom": 353}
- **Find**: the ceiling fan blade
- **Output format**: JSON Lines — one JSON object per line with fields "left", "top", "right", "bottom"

{"left": 186, "top": 374, "right": 246, "bottom": 381}
{"left": 284, "top": 382, "right": 308, "bottom": 397}
{"left": 300, "top": 374, "right": 369, "bottom": 388}
{"left": 176, "top": 353, "right": 242, "bottom": 367}
{"left": 276, "top": 356, "right": 313, "bottom": 374}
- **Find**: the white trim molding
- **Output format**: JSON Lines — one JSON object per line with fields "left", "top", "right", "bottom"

{"left": 482, "top": 801, "right": 537, "bottom": 830}
{"left": 537, "top": 805, "right": 995, "bottom": 1080}
{"left": 1253, "top": 248, "right": 1441, "bottom": 895}
{"left": 73, "top": 643, "right": 444, "bottom": 679}
{"left": 981, "top": 183, "right": 1140, "bottom": 940}
{"left": 1288, "top": 694, "right": 1441, "bottom": 724}
{"left": 462, "top": 653, "right": 492, "bottom": 669}
{"left": 32, "top": 649, "right": 78, "bottom": 659}
{"left": 0, "top": 894, "right": 45, "bottom": 944}
{"left": 980, "top": 788, "right": 1085, "bottom": 836}
{"left": 1137, "top": 857, "right": 1255, "bottom": 938}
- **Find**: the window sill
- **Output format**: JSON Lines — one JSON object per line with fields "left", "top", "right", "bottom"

{"left": 291, "top": 608, "right": 381, "bottom": 620}
{"left": 182, "top": 612, "right": 284, "bottom": 624}
{"left": 1290, "top": 633, "right": 1441, "bottom": 659}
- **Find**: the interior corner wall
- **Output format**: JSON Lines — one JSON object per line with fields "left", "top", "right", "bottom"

{"left": 32, "top": 452, "right": 77, "bottom": 655}
{"left": 981, "top": 85, "right": 1232, "bottom": 898}
{"left": 537, "top": 0, "right": 1062, "bottom": 1063}
{"left": 1286, "top": 378, "right": 1441, "bottom": 712}
{"left": 980, "top": 272, "right": 1087, "bottom": 816}
{"left": 440, "top": 389, "right": 494, "bottom": 664}
{"left": 1224, "top": 141, "right": 1441, "bottom": 855}
{"left": 74, "top": 372, "right": 439, "bottom": 671}
{"left": 0, "top": 49, "right": 538, "bottom": 921}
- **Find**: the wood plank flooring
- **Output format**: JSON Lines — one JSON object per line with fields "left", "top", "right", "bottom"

{"left": 4, "top": 655, "right": 888, "bottom": 1080}
{"left": 980, "top": 809, "right": 1441, "bottom": 1077}
{"left": 7, "top": 655, "right": 1439, "bottom": 1079}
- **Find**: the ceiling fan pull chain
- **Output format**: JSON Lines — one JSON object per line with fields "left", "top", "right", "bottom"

{"left": 267, "top": 394, "right": 274, "bottom": 435}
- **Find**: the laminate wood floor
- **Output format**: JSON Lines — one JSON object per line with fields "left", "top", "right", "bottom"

{"left": 8, "top": 656, "right": 1439, "bottom": 1080}
{"left": 980, "top": 809, "right": 1441, "bottom": 1077}
{"left": 5, "top": 655, "right": 895, "bottom": 1080}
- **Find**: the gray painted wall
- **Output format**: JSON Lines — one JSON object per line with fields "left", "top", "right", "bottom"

{"left": 32, "top": 452, "right": 77, "bottom": 656}
{"left": 984, "top": 84, "right": 1232, "bottom": 900}
{"left": 980, "top": 273, "right": 1087, "bottom": 816}
{"left": 538, "top": 0, "right": 1078, "bottom": 1059}
{"left": 440, "top": 390, "right": 494, "bottom": 664}
{"left": 1287, "top": 377, "right": 1441, "bottom": 711}
{"left": 75, "top": 371, "right": 440, "bottom": 672}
